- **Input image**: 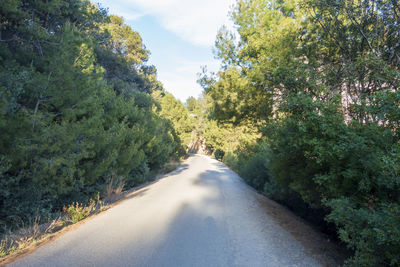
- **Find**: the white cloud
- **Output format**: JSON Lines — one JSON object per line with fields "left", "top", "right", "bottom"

{"left": 110, "top": 0, "right": 236, "bottom": 46}
{"left": 116, "top": 11, "right": 144, "bottom": 21}
{"left": 94, "top": 0, "right": 231, "bottom": 100}
{"left": 162, "top": 78, "right": 202, "bottom": 103}
{"left": 96, "top": 1, "right": 146, "bottom": 21}
{"left": 158, "top": 59, "right": 220, "bottom": 101}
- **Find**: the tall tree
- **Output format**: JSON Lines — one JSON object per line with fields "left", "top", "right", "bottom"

{"left": 201, "top": 0, "right": 400, "bottom": 265}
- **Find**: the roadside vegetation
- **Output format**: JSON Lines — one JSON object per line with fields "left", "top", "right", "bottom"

{"left": 197, "top": 0, "right": 400, "bottom": 265}
{"left": 2, "top": 0, "right": 400, "bottom": 266}
{"left": 0, "top": 0, "right": 194, "bottom": 259}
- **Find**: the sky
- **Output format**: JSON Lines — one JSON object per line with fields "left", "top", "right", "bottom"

{"left": 93, "top": 0, "right": 236, "bottom": 102}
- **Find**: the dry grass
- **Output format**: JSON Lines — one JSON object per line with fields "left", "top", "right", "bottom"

{"left": 0, "top": 175, "right": 145, "bottom": 264}
{"left": 0, "top": 194, "right": 106, "bottom": 264}
{"left": 163, "top": 159, "right": 181, "bottom": 173}
{"left": 0, "top": 216, "right": 64, "bottom": 263}
{"left": 105, "top": 175, "right": 126, "bottom": 203}
{"left": 0, "top": 157, "right": 186, "bottom": 264}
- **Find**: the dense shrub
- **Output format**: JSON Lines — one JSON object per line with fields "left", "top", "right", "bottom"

{"left": 152, "top": 91, "right": 195, "bottom": 149}
{"left": 0, "top": 0, "right": 183, "bottom": 232}
{"left": 200, "top": 0, "right": 400, "bottom": 264}
{"left": 231, "top": 143, "right": 271, "bottom": 191}
{"left": 214, "top": 149, "right": 225, "bottom": 161}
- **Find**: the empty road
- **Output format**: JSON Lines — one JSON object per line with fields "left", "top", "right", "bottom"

{"left": 9, "top": 155, "right": 342, "bottom": 267}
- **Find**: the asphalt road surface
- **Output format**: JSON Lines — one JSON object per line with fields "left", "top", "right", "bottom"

{"left": 9, "top": 155, "right": 342, "bottom": 267}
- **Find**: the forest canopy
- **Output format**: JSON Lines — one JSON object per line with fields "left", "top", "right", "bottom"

{"left": 199, "top": 0, "right": 400, "bottom": 265}
{"left": 2, "top": 0, "right": 400, "bottom": 265}
{"left": 0, "top": 0, "right": 190, "bottom": 233}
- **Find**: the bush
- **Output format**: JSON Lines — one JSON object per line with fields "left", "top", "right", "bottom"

{"left": 266, "top": 94, "right": 400, "bottom": 265}
{"left": 327, "top": 199, "right": 400, "bottom": 266}
{"left": 0, "top": 1, "right": 183, "bottom": 233}
{"left": 214, "top": 149, "right": 225, "bottom": 161}
{"left": 234, "top": 144, "right": 271, "bottom": 191}
{"left": 64, "top": 201, "right": 96, "bottom": 224}
{"left": 223, "top": 93, "right": 400, "bottom": 265}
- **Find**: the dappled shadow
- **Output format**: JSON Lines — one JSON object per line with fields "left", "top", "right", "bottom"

{"left": 143, "top": 200, "right": 234, "bottom": 267}
{"left": 255, "top": 194, "right": 349, "bottom": 265}
{"left": 191, "top": 170, "right": 221, "bottom": 187}
{"left": 115, "top": 163, "right": 190, "bottom": 203}
{"left": 187, "top": 137, "right": 210, "bottom": 154}
{"left": 86, "top": 166, "right": 235, "bottom": 267}
{"left": 9, "top": 155, "right": 346, "bottom": 267}
{"left": 191, "top": 162, "right": 242, "bottom": 190}
{"left": 190, "top": 159, "right": 347, "bottom": 266}
{"left": 124, "top": 188, "right": 149, "bottom": 201}
{"left": 167, "top": 163, "right": 189, "bottom": 175}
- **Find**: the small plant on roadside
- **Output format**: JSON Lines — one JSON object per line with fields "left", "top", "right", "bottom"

{"left": 164, "top": 159, "right": 180, "bottom": 173}
{"left": 0, "top": 238, "right": 14, "bottom": 258}
{"left": 0, "top": 236, "right": 25, "bottom": 259}
{"left": 105, "top": 175, "right": 126, "bottom": 202}
{"left": 214, "top": 149, "right": 225, "bottom": 161}
{"left": 63, "top": 199, "right": 96, "bottom": 224}
{"left": 95, "top": 193, "right": 107, "bottom": 212}
{"left": 0, "top": 195, "right": 106, "bottom": 261}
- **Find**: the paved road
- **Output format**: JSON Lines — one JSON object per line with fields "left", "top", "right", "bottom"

{"left": 9, "top": 155, "right": 341, "bottom": 267}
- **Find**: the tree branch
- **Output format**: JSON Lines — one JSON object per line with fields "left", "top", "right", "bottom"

{"left": 32, "top": 72, "right": 52, "bottom": 130}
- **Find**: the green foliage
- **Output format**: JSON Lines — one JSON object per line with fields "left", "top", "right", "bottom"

{"left": 200, "top": 67, "right": 271, "bottom": 125}
{"left": 185, "top": 95, "right": 209, "bottom": 138}
{"left": 236, "top": 143, "right": 271, "bottom": 192}
{"left": 203, "top": 120, "right": 261, "bottom": 155}
{"left": 101, "top": 15, "right": 149, "bottom": 66}
{"left": 0, "top": 0, "right": 182, "bottom": 233}
{"left": 153, "top": 91, "right": 194, "bottom": 149}
{"left": 327, "top": 199, "right": 400, "bottom": 266}
{"left": 201, "top": 0, "right": 400, "bottom": 265}
{"left": 64, "top": 199, "right": 97, "bottom": 224}
{"left": 214, "top": 149, "right": 225, "bottom": 161}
